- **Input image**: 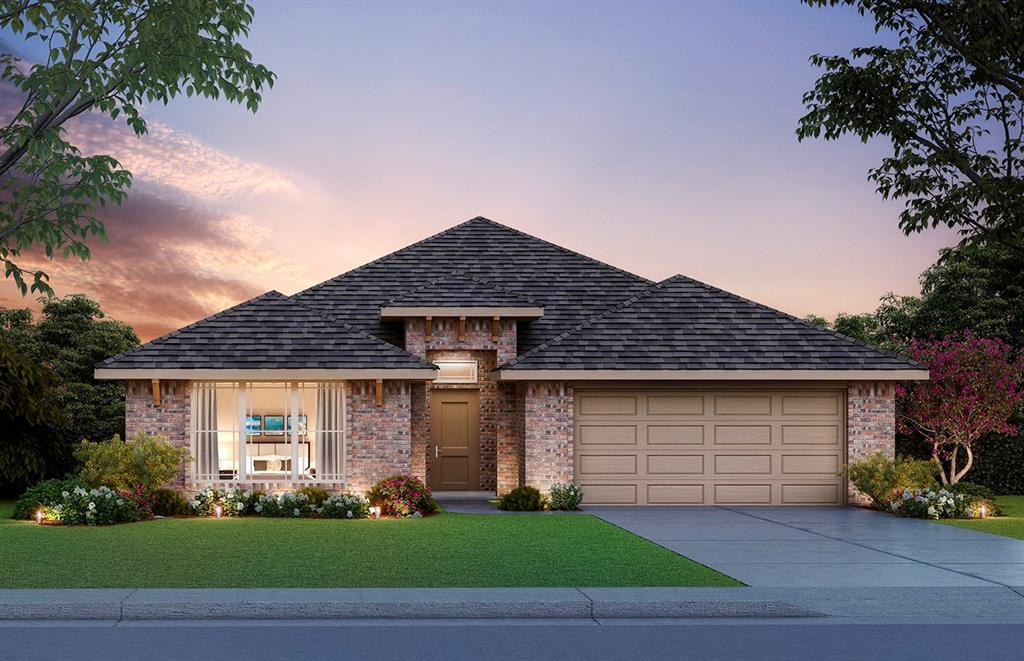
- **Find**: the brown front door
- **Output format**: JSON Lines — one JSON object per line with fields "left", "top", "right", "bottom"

{"left": 429, "top": 390, "right": 480, "bottom": 491}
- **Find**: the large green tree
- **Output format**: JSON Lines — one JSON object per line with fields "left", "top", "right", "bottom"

{"left": 0, "top": 0, "right": 274, "bottom": 295}
{"left": 798, "top": 0, "right": 1024, "bottom": 241}
{"left": 0, "top": 294, "right": 138, "bottom": 482}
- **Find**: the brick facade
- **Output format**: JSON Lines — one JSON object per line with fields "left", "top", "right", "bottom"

{"left": 847, "top": 381, "right": 897, "bottom": 504}
{"left": 523, "top": 382, "right": 574, "bottom": 494}
{"left": 345, "top": 380, "right": 413, "bottom": 494}
{"left": 125, "top": 380, "right": 191, "bottom": 490}
{"left": 405, "top": 317, "right": 517, "bottom": 493}
{"left": 496, "top": 382, "right": 526, "bottom": 495}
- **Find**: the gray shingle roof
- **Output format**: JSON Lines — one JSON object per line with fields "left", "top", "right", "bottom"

{"left": 99, "top": 291, "right": 432, "bottom": 371}
{"left": 503, "top": 275, "right": 923, "bottom": 371}
{"left": 385, "top": 272, "right": 540, "bottom": 307}
{"left": 294, "top": 217, "right": 651, "bottom": 350}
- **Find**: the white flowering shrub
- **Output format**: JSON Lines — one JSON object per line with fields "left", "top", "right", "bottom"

{"left": 49, "top": 486, "right": 140, "bottom": 525}
{"left": 253, "top": 491, "right": 311, "bottom": 517}
{"left": 890, "top": 487, "right": 988, "bottom": 519}
{"left": 319, "top": 493, "right": 369, "bottom": 519}
{"left": 549, "top": 483, "right": 584, "bottom": 511}
{"left": 189, "top": 487, "right": 258, "bottom": 517}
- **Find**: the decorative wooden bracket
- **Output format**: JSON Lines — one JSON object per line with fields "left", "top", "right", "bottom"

{"left": 151, "top": 379, "right": 161, "bottom": 406}
{"left": 424, "top": 316, "right": 433, "bottom": 342}
{"left": 457, "top": 315, "right": 466, "bottom": 342}
{"left": 491, "top": 316, "right": 500, "bottom": 343}
{"left": 375, "top": 378, "right": 383, "bottom": 406}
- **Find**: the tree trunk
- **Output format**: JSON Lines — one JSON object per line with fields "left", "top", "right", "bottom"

{"left": 932, "top": 445, "right": 949, "bottom": 485}
{"left": 951, "top": 445, "right": 974, "bottom": 485}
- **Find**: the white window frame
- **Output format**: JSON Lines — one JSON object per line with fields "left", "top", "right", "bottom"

{"left": 434, "top": 360, "right": 478, "bottom": 384}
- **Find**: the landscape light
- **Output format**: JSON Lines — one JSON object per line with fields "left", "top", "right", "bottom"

{"left": 35, "top": 510, "right": 43, "bottom": 525}
{"left": 979, "top": 505, "right": 987, "bottom": 519}
{"left": 369, "top": 506, "right": 381, "bottom": 519}
{"left": 215, "top": 504, "right": 223, "bottom": 519}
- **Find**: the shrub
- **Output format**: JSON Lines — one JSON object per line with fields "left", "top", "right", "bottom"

{"left": 119, "top": 484, "right": 156, "bottom": 519}
{"left": 890, "top": 487, "right": 990, "bottom": 519}
{"left": 47, "top": 485, "right": 140, "bottom": 525}
{"left": 498, "top": 486, "right": 547, "bottom": 511}
{"left": 846, "top": 452, "right": 939, "bottom": 508}
{"left": 151, "top": 488, "right": 191, "bottom": 516}
{"left": 320, "top": 493, "right": 369, "bottom": 519}
{"left": 75, "top": 432, "right": 190, "bottom": 494}
{"left": 945, "top": 482, "right": 1002, "bottom": 516}
{"left": 549, "top": 483, "right": 583, "bottom": 511}
{"left": 189, "top": 487, "right": 260, "bottom": 517}
{"left": 11, "top": 478, "right": 86, "bottom": 519}
{"left": 254, "top": 491, "right": 312, "bottom": 517}
{"left": 297, "top": 486, "right": 329, "bottom": 507}
{"left": 367, "top": 475, "right": 438, "bottom": 517}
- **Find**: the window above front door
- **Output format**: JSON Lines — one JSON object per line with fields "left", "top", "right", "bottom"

{"left": 434, "top": 360, "right": 478, "bottom": 384}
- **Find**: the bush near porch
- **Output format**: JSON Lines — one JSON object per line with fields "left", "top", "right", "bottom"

{"left": 0, "top": 500, "right": 740, "bottom": 589}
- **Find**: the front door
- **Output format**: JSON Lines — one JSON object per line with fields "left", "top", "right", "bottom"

{"left": 429, "top": 390, "right": 480, "bottom": 491}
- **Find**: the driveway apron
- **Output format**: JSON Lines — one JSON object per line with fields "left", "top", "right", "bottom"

{"left": 588, "top": 506, "right": 1024, "bottom": 588}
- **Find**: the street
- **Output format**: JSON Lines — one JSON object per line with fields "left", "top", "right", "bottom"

{"left": 1, "top": 619, "right": 1020, "bottom": 661}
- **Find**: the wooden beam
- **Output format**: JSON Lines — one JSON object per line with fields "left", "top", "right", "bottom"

{"left": 491, "top": 316, "right": 500, "bottom": 343}
{"left": 375, "top": 378, "right": 383, "bottom": 406}
{"left": 424, "top": 316, "right": 433, "bottom": 342}
{"left": 151, "top": 379, "right": 161, "bottom": 406}
{"left": 458, "top": 315, "right": 466, "bottom": 341}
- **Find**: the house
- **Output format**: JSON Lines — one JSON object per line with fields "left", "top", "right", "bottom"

{"left": 96, "top": 217, "right": 927, "bottom": 506}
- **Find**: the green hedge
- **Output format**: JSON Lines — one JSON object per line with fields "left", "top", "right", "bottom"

{"left": 898, "top": 431, "right": 1024, "bottom": 495}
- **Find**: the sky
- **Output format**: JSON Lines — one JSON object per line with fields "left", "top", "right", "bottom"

{"left": 0, "top": 1, "right": 958, "bottom": 341}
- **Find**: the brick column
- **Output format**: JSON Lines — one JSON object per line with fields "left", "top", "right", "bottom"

{"left": 523, "top": 382, "right": 574, "bottom": 495}
{"left": 847, "top": 381, "right": 896, "bottom": 505}
{"left": 345, "top": 380, "right": 413, "bottom": 494}
{"left": 125, "top": 380, "right": 191, "bottom": 491}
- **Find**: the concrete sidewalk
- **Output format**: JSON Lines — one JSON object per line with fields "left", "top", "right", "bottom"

{"left": 3, "top": 586, "right": 1024, "bottom": 622}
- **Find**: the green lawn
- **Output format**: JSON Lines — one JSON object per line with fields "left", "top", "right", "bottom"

{"left": 0, "top": 500, "right": 739, "bottom": 588}
{"left": 940, "top": 495, "right": 1024, "bottom": 540}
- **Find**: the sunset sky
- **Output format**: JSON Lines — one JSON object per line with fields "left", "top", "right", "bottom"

{"left": 0, "top": 1, "right": 957, "bottom": 341}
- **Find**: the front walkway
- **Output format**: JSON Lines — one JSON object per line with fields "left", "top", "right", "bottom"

{"left": 589, "top": 506, "right": 1024, "bottom": 589}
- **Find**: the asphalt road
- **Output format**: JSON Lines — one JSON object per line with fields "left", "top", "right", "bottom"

{"left": 1, "top": 620, "right": 1021, "bottom": 661}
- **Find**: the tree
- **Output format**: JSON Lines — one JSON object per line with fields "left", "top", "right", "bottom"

{"left": 798, "top": 1, "right": 1024, "bottom": 241}
{"left": 897, "top": 333, "right": 1024, "bottom": 484}
{"left": 0, "top": 1, "right": 275, "bottom": 295}
{"left": 806, "top": 293, "right": 921, "bottom": 351}
{"left": 0, "top": 294, "right": 138, "bottom": 479}
{"left": 0, "top": 339, "right": 63, "bottom": 495}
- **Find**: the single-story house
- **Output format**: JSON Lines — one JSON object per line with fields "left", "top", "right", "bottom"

{"left": 96, "top": 217, "right": 927, "bottom": 506}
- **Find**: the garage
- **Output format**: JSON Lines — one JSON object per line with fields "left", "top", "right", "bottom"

{"left": 574, "top": 389, "right": 846, "bottom": 506}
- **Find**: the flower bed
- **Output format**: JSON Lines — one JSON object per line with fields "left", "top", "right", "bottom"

{"left": 890, "top": 487, "right": 992, "bottom": 519}
{"left": 189, "top": 487, "right": 370, "bottom": 519}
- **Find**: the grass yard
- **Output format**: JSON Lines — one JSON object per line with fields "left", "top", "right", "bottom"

{"left": 940, "top": 495, "right": 1024, "bottom": 540}
{"left": 0, "top": 501, "right": 740, "bottom": 589}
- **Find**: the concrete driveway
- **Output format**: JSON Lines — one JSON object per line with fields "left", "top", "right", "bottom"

{"left": 589, "top": 506, "right": 1024, "bottom": 588}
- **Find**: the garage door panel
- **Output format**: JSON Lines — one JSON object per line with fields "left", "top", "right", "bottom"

{"left": 575, "top": 390, "right": 845, "bottom": 506}
{"left": 578, "top": 424, "right": 637, "bottom": 446}
{"left": 647, "top": 425, "right": 704, "bottom": 445}
{"left": 579, "top": 454, "right": 638, "bottom": 476}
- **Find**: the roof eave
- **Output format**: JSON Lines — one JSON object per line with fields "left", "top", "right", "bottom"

{"left": 95, "top": 367, "right": 439, "bottom": 381}
{"left": 498, "top": 368, "right": 930, "bottom": 381}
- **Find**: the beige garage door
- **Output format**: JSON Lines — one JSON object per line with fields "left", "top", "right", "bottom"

{"left": 574, "top": 389, "right": 846, "bottom": 506}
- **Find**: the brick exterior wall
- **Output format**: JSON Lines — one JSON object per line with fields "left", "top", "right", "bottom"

{"left": 345, "top": 380, "right": 413, "bottom": 494}
{"left": 523, "top": 382, "right": 574, "bottom": 494}
{"left": 125, "top": 380, "right": 191, "bottom": 490}
{"left": 405, "top": 317, "right": 517, "bottom": 493}
{"left": 496, "top": 382, "right": 526, "bottom": 495}
{"left": 847, "top": 381, "right": 897, "bottom": 505}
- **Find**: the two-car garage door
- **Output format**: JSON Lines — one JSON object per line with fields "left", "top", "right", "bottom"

{"left": 574, "top": 389, "right": 846, "bottom": 506}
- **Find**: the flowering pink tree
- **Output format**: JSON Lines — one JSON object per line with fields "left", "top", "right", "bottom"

{"left": 897, "top": 333, "right": 1024, "bottom": 485}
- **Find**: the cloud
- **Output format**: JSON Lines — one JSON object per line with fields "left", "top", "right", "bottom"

{"left": 0, "top": 191, "right": 304, "bottom": 341}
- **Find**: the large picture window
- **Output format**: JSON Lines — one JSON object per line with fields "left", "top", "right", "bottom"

{"left": 190, "top": 382, "right": 346, "bottom": 486}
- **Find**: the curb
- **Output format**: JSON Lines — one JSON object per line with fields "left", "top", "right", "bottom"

{"left": 0, "top": 588, "right": 825, "bottom": 621}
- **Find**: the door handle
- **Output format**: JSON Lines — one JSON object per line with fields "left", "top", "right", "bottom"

{"left": 434, "top": 445, "right": 439, "bottom": 459}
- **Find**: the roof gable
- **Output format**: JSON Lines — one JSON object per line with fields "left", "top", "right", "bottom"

{"left": 99, "top": 291, "right": 432, "bottom": 371}
{"left": 504, "top": 275, "right": 923, "bottom": 371}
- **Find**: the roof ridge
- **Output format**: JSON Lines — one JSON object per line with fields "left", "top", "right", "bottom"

{"left": 667, "top": 274, "right": 925, "bottom": 367}
{"left": 98, "top": 290, "right": 283, "bottom": 366}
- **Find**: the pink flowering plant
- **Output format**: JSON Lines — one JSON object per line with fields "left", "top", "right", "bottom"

{"left": 367, "top": 475, "right": 438, "bottom": 517}
{"left": 897, "top": 332, "right": 1024, "bottom": 485}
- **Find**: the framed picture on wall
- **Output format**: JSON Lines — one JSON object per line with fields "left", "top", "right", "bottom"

{"left": 264, "top": 415, "right": 285, "bottom": 436}
{"left": 245, "top": 415, "right": 262, "bottom": 435}
{"left": 287, "top": 415, "right": 307, "bottom": 435}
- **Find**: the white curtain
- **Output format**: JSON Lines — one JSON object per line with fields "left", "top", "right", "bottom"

{"left": 194, "top": 384, "right": 219, "bottom": 479}
{"left": 316, "top": 383, "right": 344, "bottom": 480}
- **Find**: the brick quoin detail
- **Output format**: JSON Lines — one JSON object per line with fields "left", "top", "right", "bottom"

{"left": 125, "top": 380, "right": 191, "bottom": 491}
{"left": 523, "top": 382, "right": 574, "bottom": 494}
{"left": 346, "top": 380, "right": 413, "bottom": 494}
{"left": 847, "top": 381, "right": 896, "bottom": 505}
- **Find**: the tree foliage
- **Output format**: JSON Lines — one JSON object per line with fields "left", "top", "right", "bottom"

{"left": 897, "top": 333, "right": 1024, "bottom": 484}
{"left": 798, "top": 0, "right": 1024, "bottom": 241}
{"left": 0, "top": 0, "right": 275, "bottom": 295}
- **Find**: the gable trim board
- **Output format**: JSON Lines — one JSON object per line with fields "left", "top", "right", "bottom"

{"left": 380, "top": 306, "right": 544, "bottom": 319}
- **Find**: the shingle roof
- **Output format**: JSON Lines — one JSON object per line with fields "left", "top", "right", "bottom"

{"left": 384, "top": 272, "right": 540, "bottom": 308}
{"left": 99, "top": 291, "right": 433, "bottom": 371}
{"left": 294, "top": 217, "right": 651, "bottom": 349}
{"left": 503, "top": 275, "right": 923, "bottom": 371}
